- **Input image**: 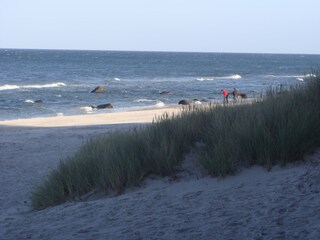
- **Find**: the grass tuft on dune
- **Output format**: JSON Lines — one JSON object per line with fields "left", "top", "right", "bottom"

{"left": 32, "top": 73, "right": 320, "bottom": 210}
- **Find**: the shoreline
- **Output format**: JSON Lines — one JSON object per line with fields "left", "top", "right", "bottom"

{"left": 0, "top": 98, "right": 256, "bottom": 127}
{"left": 0, "top": 106, "right": 181, "bottom": 127}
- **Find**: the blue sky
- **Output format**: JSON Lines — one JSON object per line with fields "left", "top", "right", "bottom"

{"left": 1, "top": 0, "right": 319, "bottom": 54}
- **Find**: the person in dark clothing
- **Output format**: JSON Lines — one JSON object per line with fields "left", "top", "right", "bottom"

{"left": 232, "top": 88, "right": 247, "bottom": 101}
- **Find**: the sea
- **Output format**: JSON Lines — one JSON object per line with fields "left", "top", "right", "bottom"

{"left": 1, "top": 49, "right": 320, "bottom": 120}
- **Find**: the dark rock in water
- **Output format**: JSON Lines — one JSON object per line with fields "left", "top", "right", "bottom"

{"left": 34, "top": 100, "right": 43, "bottom": 103}
{"left": 178, "top": 100, "right": 189, "bottom": 105}
{"left": 91, "top": 86, "right": 105, "bottom": 93}
{"left": 97, "top": 103, "right": 113, "bottom": 109}
{"left": 90, "top": 103, "right": 113, "bottom": 109}
{"left": 159, "top": 91, "right": 170, "bottom": 95}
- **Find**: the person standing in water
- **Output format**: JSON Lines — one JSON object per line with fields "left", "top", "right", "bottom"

{"left": 221, "top": 89, "right": 229, "bottom": 104}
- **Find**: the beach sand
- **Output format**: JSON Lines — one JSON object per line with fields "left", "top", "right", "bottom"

{"left": 1, "top": 107, "right": 320, "bottom": 239}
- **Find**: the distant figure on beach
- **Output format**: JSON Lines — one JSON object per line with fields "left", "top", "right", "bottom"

{"left": 232, "top": 88, "right": 247, "bottom": 100}
{"left": 232, "top": 88, "right": 238, "bottom": 100}
{"left": 221, "top": 89, "right": 229, "bottom": 103}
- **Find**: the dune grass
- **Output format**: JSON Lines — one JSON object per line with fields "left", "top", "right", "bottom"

{"left": 200, "top": 82, "right": 320, "bottom": 175}
{"left": 32, "top": 74, "right": 320, "bottom": 210}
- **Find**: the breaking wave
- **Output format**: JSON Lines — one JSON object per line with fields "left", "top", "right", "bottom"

{"left": 196, "top": 77, "right": 214, "bottom": 81}
{"left": 196, "top": 74, "right": 242, "bottom": 81}
{"left": 133, "top": 99, "right": 154, "bottom": 103}
{"left": 0, "top": 84, "right": 20, "bottom": 90}
{"left": 80, "top": 106, "right": 95, "bottom": 113}
{"left": 304, "top": 73, "right": 316, "bottom": 78}
{"left": 0, "top": 82, "right": 66, "bottom": 91}
{"left": 266, "top": 73, "right": 316, "bottom": 81}
{"left": 227, "top": 74, "right": 242, "bottom": 79}
{"left": 154, "top": 101, "right": 165, "bottom": 107}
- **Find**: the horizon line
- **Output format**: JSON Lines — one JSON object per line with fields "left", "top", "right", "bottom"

{"left": 1, "top": 47, "right": 320, "bottom": 56}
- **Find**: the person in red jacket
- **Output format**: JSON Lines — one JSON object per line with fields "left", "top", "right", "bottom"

{"left": 220, "top": 89, "right": 229, "bottom": 103}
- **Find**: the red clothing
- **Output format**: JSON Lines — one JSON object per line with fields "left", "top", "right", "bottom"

{"left": 221, "top": 89, "right": 228, "bottom": 97}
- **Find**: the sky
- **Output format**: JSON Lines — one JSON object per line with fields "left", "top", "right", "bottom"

{"left": 1, "top": 0, "right": 320, "bottom": 54}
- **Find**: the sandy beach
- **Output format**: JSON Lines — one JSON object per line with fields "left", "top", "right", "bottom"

{"left": 1, "top": 107, "right": 320, "bottom": 240}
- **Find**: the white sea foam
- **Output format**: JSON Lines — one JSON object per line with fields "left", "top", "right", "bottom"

{"left": 304, "top": 73, "right": 316, "bottom": 78}
{"left": 133, "top": 99, "right": 154, "bottom": 103}
{"left": 0, "top": 82, "right": 66, "bottom": 91}
{"left": 0, "top": 84, "right": 20, "bottom": 91}
{"left": 155, "top": 101, "right": 165, "bottom": 107}
{"left": 192, "top": 100, "right": 202, "bottom": 105}
{"left": 227, "top": 74, "right": 242, "bottom": 79}
{"left": 22, "top": 82, "right": 66, "bottom": 89}
{"left": 295, "top": 73, "right": 316, "bottom": 81}
{"left": 266, "top": 74, "right": 307, "bottom": 79}
{"left": 24, "top": 99, "right": 35, "bottom": 103}
{"left": 80, "top": 106, "right": 95, "bottom": 113}
{"left": 196, "top": 77, "right": 214, "bottom": 81}
{"left": 56, "top": 113, "right": 64, "bottom": 117}
{"left": 196, "top": 74, "right": 242, "bottom": 81}
{"left": 113, "top": 77, "right": 120, "bottom": 81}
{"left": 267, "top": 74, "right": 316, "bottom": 80}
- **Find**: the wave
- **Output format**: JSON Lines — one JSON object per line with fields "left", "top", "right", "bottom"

{"left": 133, "top": 99, "right": 154, "bottom": 103}
{"left": 304, "top": 73, "right": 316, "bottom": 78}
{"left": 23, "top": 82, "right": 66, "bottom": 89}
{"left": 265, "top": 74, "right": 314, "bottom": 78}
{"left": 0, "top": 84, "right": 20, "bottom": 90}
{"left": 297, "top": 73, "right": 316, "bottom": 81}
{"left": 24, "top": 99, "right": 35, "bottom": 103}
{"left": 196, "top": 77, "right": 214, "bottom": 81}
{"left": 0, "top": 82, "right": 66, "bottom": 91}
{"left": 79, "top": 106, "right": 95, "bottom": 113}
{"left": 227, "top": 74, "right": 242, "bottom": 79}
{"left": 192, "top": 99, "right": 202, "bottom": 105}
{"left": 266, "top": 74, "right": 302, "bottom": 78}
{"left": 113, "top": 77, "right": 121, "bottom": 81}
{"left": 266, "top": 73, "right": 316, "bottom": 81}
{"left": 196, "top": 74, "right": 242, "bottom": 81}
{"left": 154, "top": 101, "right": 165, "bottom": 107}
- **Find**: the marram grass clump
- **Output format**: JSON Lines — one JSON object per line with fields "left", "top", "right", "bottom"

{"left": 32, "top": 111, "right": 202, "bottom": 209}
{"left": 32, "top": 74, "right": 320, "bottom": 210}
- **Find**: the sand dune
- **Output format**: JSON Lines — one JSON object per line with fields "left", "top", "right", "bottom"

{"left": 1, "top": 109, "right": 320, "bottom": 239}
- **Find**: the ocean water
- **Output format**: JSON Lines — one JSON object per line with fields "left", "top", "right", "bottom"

{"left": 0, "top": 49, "right": 320, "bottom": 120}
